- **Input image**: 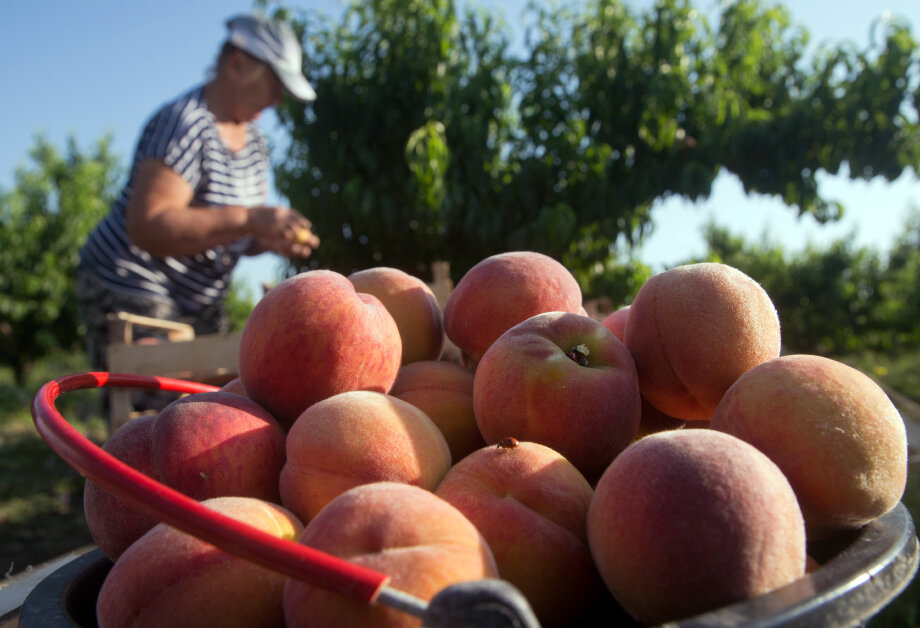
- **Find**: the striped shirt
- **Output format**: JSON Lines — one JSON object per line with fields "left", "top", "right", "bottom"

{"left": 78, "top": 86, "right": 269, "bottom": 314}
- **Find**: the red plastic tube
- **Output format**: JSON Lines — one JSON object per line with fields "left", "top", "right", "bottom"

{"left": 31, "top": 372, "right": 390, "bottom": 604}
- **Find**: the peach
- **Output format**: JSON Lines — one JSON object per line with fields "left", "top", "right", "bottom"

{"left": 151, "top": 391, "right": 286, "bottom": 502}
{"left": 84, "top": 414, "right": 161, "bottom": 561}
{"left": 635, "top": 394, "right": 686, "bottom": 439}
{"left": 600, "top": 305, "right": 630, "bottom": 342}
{"left": 347, "top": 266, "right": 445, "bottom": 364}
{"left": 710, "top": 354, "right": 908, "bottom": 539}
{"left": 389, "top": 360, "right": 485, "bottom": 463}
{"left": 279, "top": 391, "right": 451, "bottom": 523}
{"left": 283, "top": 482, "right": 499, "bottom": 628}
{"left": 587, "top": 429, "right": 806, "bottom": 624}
{"left": 473, "top": 311, "right": 640, "bottom": 482}
{"left": 219, "top": 376, "right": 248, "bottom": 397}
{"left": 238, "top": 270, "right": 402, "bottom": 428}
{"left": 624, "top": 262, "right": 781, "bottom": 421}
{"left": 435, "top": 442, "right": 602, "bottom": 626}
{"left": 443, "top": 251, "right": 583, "bottom": 365}
{"left": 96, "top": 496, "right": 303, "bottom": 628}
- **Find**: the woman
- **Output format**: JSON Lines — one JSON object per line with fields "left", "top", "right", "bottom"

{"left": 75, "top": 14, "right": 321, "bottom": 410}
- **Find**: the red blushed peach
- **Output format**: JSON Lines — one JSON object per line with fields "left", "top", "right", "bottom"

{"left": 711, "top": 354, "right": 908, "bottom": 539}
{"left": 347, "top": 267, "right": 445, "bottom": 364}
{"left": 624, "top": 262, "right": 781, "bottom": 422}
{"left": 279, "top": 391, "right": 451, "bottom": 524}
{"left": 96, "top": 496, "right": 302, "bottom": 628}
{"left": 283, "top": 482, "right": 499, "bottom": 628}
{"left": 435, "top": 442, "right": 602, "bottom": 627}
{"left": 443, "top": 251, "right": 583, "bottom": 365}
{"left": 473, "top": 311, "right": 640, "bottom": 482}
{"left": 600, "top": 305, "right": 630, "bottom": 343}
{"left": 238, "top": 270, "right": 402, "bottom": 429}
{"left": 84, "top": 414, "right": 161, "bottom": 561}
{"left": 389, "top": 360, "right": 485, "bottom": 463}
{"left": 151, "top": 391, "right": 286, "bottom": 502}
{"left": 587, "top": 429, "right": 806, "bottom": 624}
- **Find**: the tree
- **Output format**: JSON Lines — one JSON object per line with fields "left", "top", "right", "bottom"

{"left": 0, "top": 135, "right": 121, "bottom": 384}
{"left": 271, "top": 0, "right": 918, "bottom": 295}
{"left": 274, "top": 0, "right": 519, "bottom": 280}
{"left": 874, "top": 208, "right": 920, "bottom": 350}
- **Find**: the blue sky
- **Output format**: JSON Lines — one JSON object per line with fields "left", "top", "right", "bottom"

{"left": 2, "top": 1, "right": 918, "bottom": 297}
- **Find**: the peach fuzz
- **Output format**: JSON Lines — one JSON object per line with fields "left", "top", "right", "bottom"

{"left": 279, "top": 390, "right": 451, "bottom": 524}
{"left": 150, "top": 391, "right": 286, "bottom": 502}
{"left": 238, "top": 270, "right": 402, "bottom": 429}
{"left": 347, "top": 266, "right": 445, "bottom": 364}
{"left": 443, "top": 251, "right": 583, "bottom": 365}
{"left": 624, "top": 262, "right": 781, "bottom": 422}
{"left": 96, "top": 496, "right": 303, "bottom": 628}
{"left": 473, "top": 311, "right": 640, "bottom": 482}
{"left": 587, "top": 429, "right": 806, "bottom": 624}
{"left": 283, "top": 482, "right": 499, "bottom": 628}
{"left": 389, "top": 360, "right": 485, "bottom": 463}
{"left": 435, "top": 441, "right": 602, "bottom": 626}
{"left": 710, "top": 354, "right": 908, "bottom": 539}
{"left": 84, "top": 414, "right": 161, "bottom": 561}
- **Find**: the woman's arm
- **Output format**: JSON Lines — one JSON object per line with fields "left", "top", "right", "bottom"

{"left": 125, "top": 159, "right": 319, "bottom": 258}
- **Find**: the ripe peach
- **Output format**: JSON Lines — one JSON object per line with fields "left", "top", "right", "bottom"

{"left": 219, "top": 376, "right": 248, "bottom": 397}
{"left": 443, "top": 251, "right": 583, "bottom": 365}
{"left": 600, "top": 305, "right": 630, "bottom": 342}
{"left": 435, "top": 442, "right": 602, "bottom": 626}
{"left": 624, "top": 262, "right": 781, "bottom": 421}
{"left": 238, "top": 270, "right": 402, "bottom": 428}
{"left": 83, "top": 414, "right": 160, "bottom": 561}
{"left": 279, "top": 391, "right": 451, "bottom": 523}
{"left": 347, "top": 266, "right": 445, "bottom": 364}
{"left": 710, "top": 354, "right": 908, "bottom": 539}
{"left": 283, "top": 482, "right": 499, "bottom": 628}
{"left": 389, "top": 360, "right": 485, "bottom": 463}
{"left": 96, "top": 496, "right": 302, "bottom": 628}
{"left": 151, "top": 391, "right": 286, "bottom": 502}
{"left": 473, "top": 311, "right": 640, "bottom": 482}
{"left": 587, "top": 429, "right": 806, "bottom": 624}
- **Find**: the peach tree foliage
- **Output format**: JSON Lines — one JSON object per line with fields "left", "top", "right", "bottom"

{"left": 0, "top": 135, "right": 120, "bottom": 385}
{"left": 271, "top": 0, "right": 919, "bottom": 299}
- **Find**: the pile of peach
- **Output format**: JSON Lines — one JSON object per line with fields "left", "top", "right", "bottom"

{"left": 85, "top": 252, "right": 909, "bottom": 627}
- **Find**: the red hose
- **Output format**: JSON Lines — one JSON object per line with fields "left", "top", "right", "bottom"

{"left": 31, "top": 372, "right": 390, "bottom": 604}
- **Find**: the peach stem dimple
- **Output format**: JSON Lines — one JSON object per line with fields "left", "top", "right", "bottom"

{"left": 566, "top": 344, "right": 590, "bottom": 367}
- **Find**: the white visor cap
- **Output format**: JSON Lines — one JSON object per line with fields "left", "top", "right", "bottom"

{"left": 226, "top": 14, "right": 317, "bottom": 102}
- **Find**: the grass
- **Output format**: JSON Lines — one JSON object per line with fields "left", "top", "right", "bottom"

{"left": 0, "top": 351, "right": 107, "bottom": 577}
{"left": 1, "top": 349, "right": 919, "bottom": 625}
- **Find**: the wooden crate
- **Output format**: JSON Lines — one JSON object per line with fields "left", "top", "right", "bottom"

{"left": 105, "top": 313, "right": 241, "bottom": 431}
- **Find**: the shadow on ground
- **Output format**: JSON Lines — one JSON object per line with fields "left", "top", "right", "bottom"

{"left": 0, "top": 425, "right": 96, "bottom": 578}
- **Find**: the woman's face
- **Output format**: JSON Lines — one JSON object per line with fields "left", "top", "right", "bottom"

{"left": 229, "top": 53, "right": 284, "bottom": 122}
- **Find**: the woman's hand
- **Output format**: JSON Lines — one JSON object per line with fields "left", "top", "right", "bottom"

{"left": 246, "top": 205, "right": 320, "bottom": 258}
